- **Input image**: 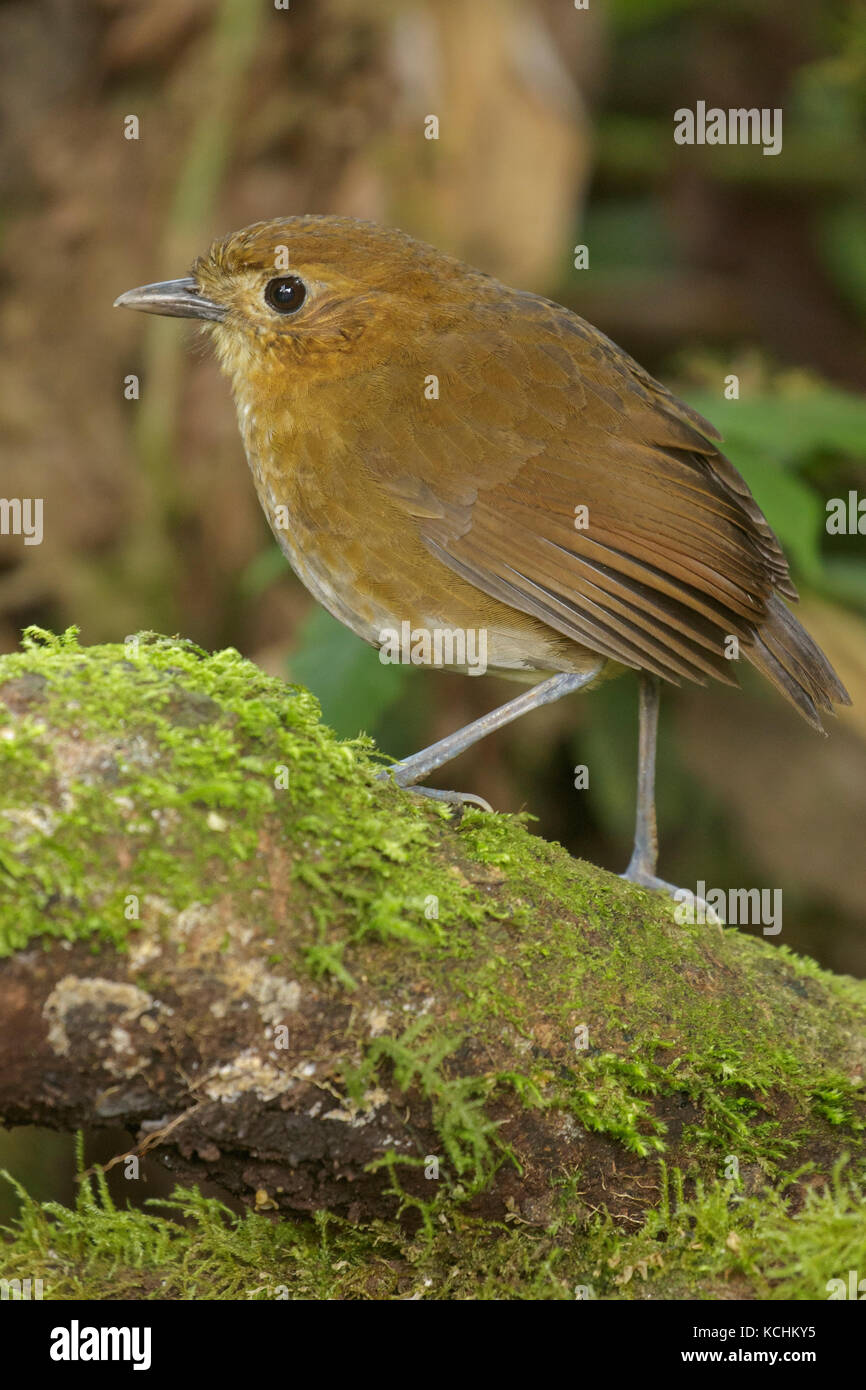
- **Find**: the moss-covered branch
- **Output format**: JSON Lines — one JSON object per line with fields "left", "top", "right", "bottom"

{"left": 0, "top": 629, "right": 864, "bottom": 1298}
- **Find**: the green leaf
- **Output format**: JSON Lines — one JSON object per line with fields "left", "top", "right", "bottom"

{"left": 686, "top": 390, "right": 866, "bottom": 463}
{"left": 817, "top": 203, "right": 866, "bottom": 319}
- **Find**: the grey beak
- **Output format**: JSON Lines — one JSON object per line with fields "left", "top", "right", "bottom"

{"left": 113, "top": 277, "right": 226, "bottom": 323}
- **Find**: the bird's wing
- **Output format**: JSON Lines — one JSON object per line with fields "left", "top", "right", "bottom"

{"left": 359, "top": 291, "right": 796, "bottom": 685}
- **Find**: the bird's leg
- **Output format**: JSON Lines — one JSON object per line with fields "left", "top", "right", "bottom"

{"left": 621, "top": 674, "right": 662, "bottom": 884}
{"left": 380, "top": 668, "right": 602, "bottom": 811}
{"left": 619, "top": 677, "right": 720, "bottom": 921}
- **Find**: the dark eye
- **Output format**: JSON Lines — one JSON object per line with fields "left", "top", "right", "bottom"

{"left": 264, "top": 275, "right": 307, "bottom": 314}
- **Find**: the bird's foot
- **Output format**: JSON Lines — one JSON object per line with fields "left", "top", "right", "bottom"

{"left": 376, "top": 767, "right": 494, "bottom": 815}
{"left": 620, "top": 864, "right": 723, "bottom": 925}
{"left": 407, "top": 785, "right": 494, "bottom": 814}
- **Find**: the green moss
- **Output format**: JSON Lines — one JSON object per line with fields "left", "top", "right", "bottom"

{"left": 0, "top": 627, "right": 497, "bottom": 960}
{"left": 354, "top": 1016, "right": 511, "bottom": 1187}
{"left": 809, "top": 1079, "right": 866, "bottom": 1131}
{"left": 3, "top": 1158, "right": 865, "bottom": 1301}
{"left": 561, "top": 1055, "right": 668, "bottom": 1157}
{"left": 1, "top": 629, "right": 865, "bottom": 1248}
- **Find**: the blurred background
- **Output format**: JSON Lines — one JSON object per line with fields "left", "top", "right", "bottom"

{"left": 1, "top": 0, "right": 866, "bottom": 1215}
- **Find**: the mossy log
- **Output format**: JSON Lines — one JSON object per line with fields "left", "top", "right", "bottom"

{"left": 0, "top": 629, "right": 864, "bottom": 1261}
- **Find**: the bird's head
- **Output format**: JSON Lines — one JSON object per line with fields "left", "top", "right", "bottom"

{"left": 114, "top": 216, "right": 485, "bottom": 396}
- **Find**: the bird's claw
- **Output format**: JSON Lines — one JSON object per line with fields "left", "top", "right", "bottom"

{"left": 378, "top": 769, "right": 494, "bottom": 816}
{"left": 406, "top": 785, "right": 494, "bottom": 813}
{"left": 619, "top": 866, "right": 723, "bottom": 925}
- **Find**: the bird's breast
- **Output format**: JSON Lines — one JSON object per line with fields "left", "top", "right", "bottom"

{"left": 237, "top": 400, "right": 391, "bottom": 644}
{"left": 235, "top": 394, "right": 606, "bottom": 681}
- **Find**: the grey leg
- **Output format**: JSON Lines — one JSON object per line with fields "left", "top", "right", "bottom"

{"left": 623, "top": 674, "right": 661, "bottom": 882}
{"left": 619, "top": 677, "right": 720, "bottom": 920}
{"left": 380, "top": 667, "right": 602, "bottom": 809}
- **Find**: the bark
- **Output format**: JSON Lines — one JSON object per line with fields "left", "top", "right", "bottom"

{"left": 0, "top": 630, "right": 864, "bottom": 1232}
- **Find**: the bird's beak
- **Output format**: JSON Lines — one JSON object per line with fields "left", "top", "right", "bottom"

{"left": 113, "top": 277, "right": 226, "bottom": 323}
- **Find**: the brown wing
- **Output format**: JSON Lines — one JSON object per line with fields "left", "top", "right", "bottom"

{"left": 358, "top": 290, "right": 797, "bottom": 686}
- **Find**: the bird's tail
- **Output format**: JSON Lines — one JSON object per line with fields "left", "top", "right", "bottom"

{"left": 747, "top": 594, "right": 851, "bottom": 733}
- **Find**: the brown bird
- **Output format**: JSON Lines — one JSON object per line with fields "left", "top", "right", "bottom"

{"left": 115, "top": 217, "right": 850, "bottom": 899}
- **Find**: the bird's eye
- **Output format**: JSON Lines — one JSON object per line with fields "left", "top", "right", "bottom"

{"left": 264, "top": 275, "right": 307, "bottom": 314}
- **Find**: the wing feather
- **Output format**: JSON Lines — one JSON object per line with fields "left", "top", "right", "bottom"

{"left": 354, "top": 291, "right": 827, "bottom": 696}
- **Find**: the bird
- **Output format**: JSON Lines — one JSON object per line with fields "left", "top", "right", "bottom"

{"left": 114, "top": 216, "right": 850, "bottom": 899}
